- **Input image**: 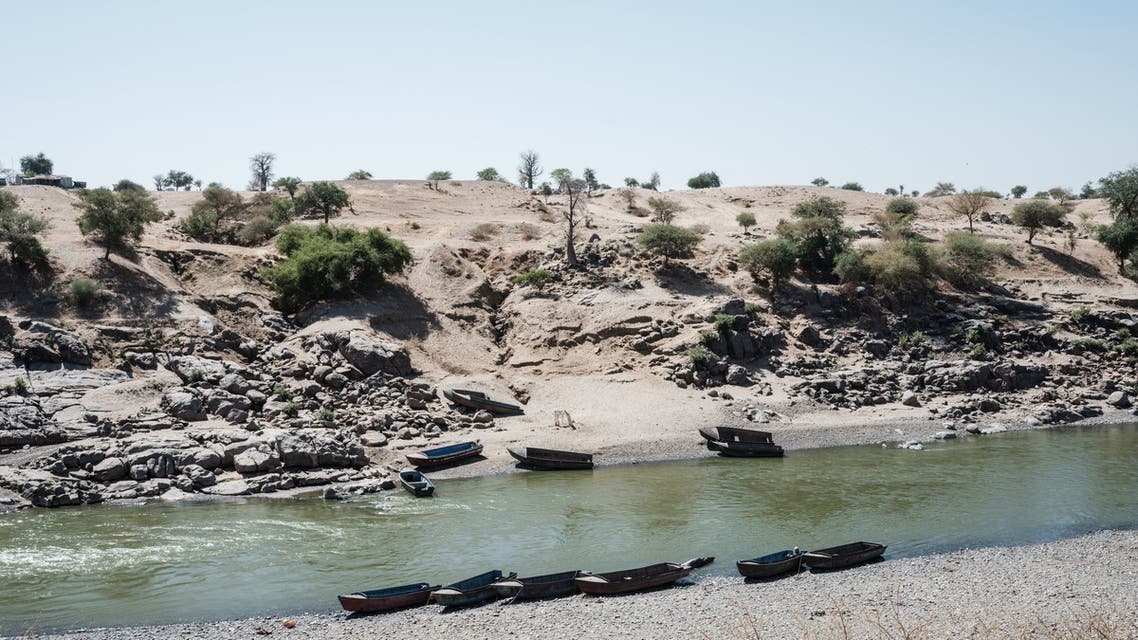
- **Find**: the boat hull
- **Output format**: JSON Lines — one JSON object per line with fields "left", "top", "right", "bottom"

{"left": 432, "top": 570, "right": 510, "bottom": 608}
{"left": 494, "top": 570, "right": 582, "bottom": 600}
{"left": 508, "top": 447, "right": 594, "bottom": 470}
{"left": 707, "top": 440, "right": 785, "bottom": 458}
{"left": 444, "top": 389, "right": 524, "bottom": 416}
{"left": 575, "top": 564, "right": 690, "bottom": 595}
{"left": 736, "top": 550, "right": 803, "bottom": 579}
{"left": 398, "top": 470, "right": 435, "bottom": 497}
{"left": 405, "top": 441, "right": 484, "bottom": 468}
{"left": 337, "top": 583, "right": 438, "bottom": 613}
{"left": 803, "top": 542, "right": 886, "bottom": 570}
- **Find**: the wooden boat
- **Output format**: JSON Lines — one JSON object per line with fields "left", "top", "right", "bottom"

{"left": 575, "top": 557, "right": 714, "bottom": 595}
{"left": 736, "top": 548, "right": 803, "bottom": 579}
{"left": 337, "top": 582, "right": 440, "bottom": 613}
{"left": 397, "top": 468, "right": 435, "bottom": 497}
{"left": 803, "top": 542, "right": 887, "bottom": 571}
{"left": 405, "top": 441, "right": 484, "bottom": 468}
{"left": 493, "top": 570, "right": 583, "bottom": 600}
{"left": 443, "top": 388, "right": 525, "bottom": 416}
{"left": 700, "top": 426, "right": 784, "bottom": 457}
{"left": 431, "top": 570, "right": 514, "bottom": 608}
{"left": 507, "top": 447, "right": 594, "bottom": 470}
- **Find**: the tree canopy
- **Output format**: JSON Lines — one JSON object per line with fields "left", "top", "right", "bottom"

{"left": 295, "top": 182, "right": 351, "bottom": 224}
{"left": 687, "top": 172, "right": 720, "bottom": 189}
{"left": 636, "top": 223, "right": 701, "bottom": 265}
{"left": 0, "top": 191, "right": 49, "bottom": 266}
{"left": 1098, "top": 167, "right": 1138, "bottom": 219}
{"left": 1012, "top": 199, "right": 1066, "bottom": 244}
{"left": 249, "top": 152, "right": 276, "bottom": 191}
{"left": 74, "top": 188, "right": 164, "bottom": 259}
{"left": 426, "top": 170, "right": 452, "bottom": 190}
{"left": 20, "top": 153, "right": 52, "bottom": 176}
{"left": 272, "top": 176, "right": 302, "bottom": 199}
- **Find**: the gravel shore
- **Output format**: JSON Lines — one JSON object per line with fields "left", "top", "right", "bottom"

{"left": 26, "top": 529, "right": 1138, "bottom": 640}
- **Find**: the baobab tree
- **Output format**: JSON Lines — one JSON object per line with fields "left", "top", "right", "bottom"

{"left": 249, "top": 152, "right": 276, "bottom": 192}
{"left": 517, "top": 150, "right": 543, "bottom": 190}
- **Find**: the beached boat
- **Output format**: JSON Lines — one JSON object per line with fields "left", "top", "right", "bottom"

{"left": 736, "top": 548, "right": 803, "bottom": 579}
{"left": 337, "top": 582, "right": 440, "bottom": 613}
{"left": 803, "top": 542, "right": 887, "bottom": 570}
{"left": 507, "top": 447, "right": 594, "bottom": 471}
{"left": 700, "top": 426, "right": 784, "bottom": 457}
{"left": 443, "top": 388, "right": 525, "bottom": 416}
{"left": 397, "top": 468, "right": 435, "bottom": 497}
{"left": 493, "top": 570, "right": 583, "bottom": 600}
{"left": 574, "top": 557, "right": 714, "bottom": 595}
{"left": 405, "top": 441, "right": 484, "bottom": 468}
{"left": 431, "top": 570, "right": 514, "bottom": 608}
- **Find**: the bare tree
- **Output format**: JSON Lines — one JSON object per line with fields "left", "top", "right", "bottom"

{"left": 518, "top": 150, "right": 542, "bottom": 190}
{"left": 947, "top": 191, "right": 991, "bottom": 234}
{"left": 561, "top": 177, "right": 587, "bottom": 267}
{"left": 249, "top": 152, "right": 276, "bottom": 192}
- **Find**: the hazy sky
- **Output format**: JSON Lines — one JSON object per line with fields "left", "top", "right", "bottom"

{"left": 4, "top": 0, "right": 1136, "bottom": 194}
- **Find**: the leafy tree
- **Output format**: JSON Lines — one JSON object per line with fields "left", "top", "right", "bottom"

{"left": 647, "top": 196, "right": 683, "bottom": 224}
{"left": 182, "top": 186, "right": 246, "bottom": 241}
{"left": 113, "top": 179, "right": 145, "bottom": 192}
{"left": 549, "top": 168, "right": 572, "bottom": 192}
{"left": 1097, "top": 218, "right": 1138, "bottom": 271}
{"left": 1048, "top": 187, "right": 1074, "bottom": 203}
{"left": 840, "top": 182, "right": 864, "bottom": 191}
{"left": 152, "top": 174, "right": 165, "bottom": 191}
{"left": 646, "top": 171, "right": 661, "bottom": 191}
{"left": 295, "top": 181, "right": 351, "bottom": 224}
{"left": 947, "top": 191, "right": 991, "bottom": 234}
{"left": 272, "top": 176, "right": 302, "bottom": 199}
{"left": 249, "top": 152, "right": 275, "bottom": 191}
{"left": 74, "top": 188, "right": 163, "bottom": 259}
{"left": 810, "top": 177, "right": 829, "bottom": 187}
{"left": 736, "top": 212, "right": 756, "bottom": 233}
{"left": 0, "top": 192, "right": 49, "bottom": 266}
{"left": 636, "top": 223, "right": 701, "bottom": 266}
{"left": 477, "top": 167, "right": 501, "bottom": 181}
{"left": 792, "top": 196, "right": 847, "bottom": 220}
{"left": 19, "top": 153, "right": 52, "bottom": 176}
{"left": 624, "top": 177, "right": 640, "bottom": 187}
{"left": 939, "top": 232, "right": 1003, "bottom": 289}
{"left": 687, "top": 172, "right": 721, "bottom": 189}
{"left": 517, "top": 150, "right": 542, "bottom": 189}
{"left": 346, "top": 170, "right": 373, "bottom": 180}
{"left": 1079, "top": 182, "right": 1098, "bottom": 200}
{"left": 164, "top": 170, "right": 194, "bottom": 191}
{"left": 778, "top": 215, "right": 854, "bottom": 274}
{"left": 194, "top": 179, "right": 202, "bottom": 191}
{"left": 262, "top": 224, "right": 412, "bottom": 313}
{"left": 884, "top": 188, "right": 899, "bottom": 196}
{"left": 739, "top": 238, "right": 796, "bottom": 287}
{"left": 833, "top": 249, "right": 870, "bottom": 285}
{"left": 583, "top": 168, "right": 599, "bottom": 196}
{"left": 1012, "top": 199, "right": 1066, "bottom": 244}
{"left": 924, "top": 182, "right": 957, "bottom": 197}
{"left": 618, "top": 188, "right": 636, "bottom": 210}
{"left": 1097, "top": 167, "right": 1138, "bottom": 219}
{"left": 1011, "top": 185, "right": 1028, "bottom": 199}
{"left": 426, "top": 170, "right": 452, "bottom": 190}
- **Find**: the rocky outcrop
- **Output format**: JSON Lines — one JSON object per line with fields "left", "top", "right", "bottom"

{"left": 333, "top": 331, "right": 413, "bottom": 377}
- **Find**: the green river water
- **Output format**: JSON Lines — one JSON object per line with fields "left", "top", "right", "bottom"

{"left": 1, "top": 422, "right": 1137, "bottom": 634}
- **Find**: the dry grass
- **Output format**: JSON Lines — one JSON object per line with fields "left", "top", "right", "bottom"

{"left": 470, "top": 223, "right": 499, "bottom": 241}
{"left": 517, "top": 223, "right": 541, "bottom": 240}
{"left": 629, "top": 206, "right": 651, "bottom": 218}
{"left": 690, "top": 223, "right": 711, "bottom": 235}
{"left": 539, "top": 210, "right": 559, "bottom": 224}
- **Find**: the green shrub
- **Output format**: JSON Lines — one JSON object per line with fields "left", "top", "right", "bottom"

{"left": 188, "top": 369, "right": 204, "bottom": 383}
{"left": 318, "top": 407, "right": 336, "bottom": 421}
{"left": 777, "top": 215, "right": 854, "bottom": 274}
{"left": 699, "top": 329, "right": 719, "bottom": 345}
{"left": 743, "top": 302, "right": 761, "bottom": 315}
{"left": 939, "top": 232, "right": 1002, "bottom": 289}
{"left": 1071, "top": 306, "right": 1092, "bottom": 323}
{"left": 862, "top": 240, "right": 936, "bottom": 296}
{"left": 235, "top": 215, "right": 277, "bottom": 245}
{"left": 833, "top": 249, "right": 871, "bottom": 285}
{"left": 511, "top": 268, "right": 553, "bottom": 288}
{"left": 1069, "top": 337, "right": 1105, "bottom": 351}
{"left": 282, "top": 401, "right": 300, "bottom": 417}
{"left": 736, "top": 212, "right": 757, "bottom": 232}
{"left": 273, "top": 385, "right": 292, "bottom": 401}
{"left": 261, "top": 224, "right": 413, "bottom": 313}
{"left": 69, "top": 278, "right": 105, "bottom": 308}
{"left": 14, "top": 377, "right": 28, "bottom": 394}
{"left": 180, "top": 209, "right": 218, "bottom": 240}
{"left": 0, "top": 196, "right": 50, "bottom": 266}
{"left": 688, "top": 345, "right": 711, "bottom": 366}
{"left": 687, "top": 172, "right": 721, "bottom": 189}
{"left": 898, "top": 331, "right": 925, "bottom": 349}
{"left": 713, "top": 314, "right": 735, "bottom": 333}
{"left": 885, "top": 198, "right": 920, "bottom": 217}
{"left": 739, "top": 238, "right": 797, "bottom": 287}
{"left": 970, "top": 343, "right": 988, "bottom": 359}
{"left": 792, "top": 196, "right": 847, "bottom": 220}
{"left": 1012, "top": 199, "right": 1066, "bottom": 244}
{"left": 840, "top": 182, "right": 864, "bottom": 191}
{"left": 647, "top": 196, "right": 683, "bottom": 224}
{"left": 636, "top": 224, "right": 702, "bottom": 265}
{"left": 1097, "top": 218, "right": 1138, "bottom": 271}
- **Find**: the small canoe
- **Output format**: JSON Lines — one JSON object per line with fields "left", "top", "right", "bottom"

{"left": 443, "top": 388, "right": 524, "bottom": 416}
{"left": 699, "top": 426, "right": 777, "bottom": 444}
{"left": 706, "top": 439, "right": 785, "bottom": 458}
{"left": 398, "top": 468, "right": 435, "bottom": 497}
{"left": 575, "top": 557, "right": 714, "bottom": 595}
{"left": 432, "top": 570, "right": 514, "bottom": 608}
{"left": 493, "top": 570, "right": 583, "bottom": 600}
{"left": 508, "top": 447, "right": 594, "bottom": 471}
{"left": 736, "top": 548, "right": 803, "bottom": 579}
{"left": 337, "top": 582, "right": 440, "bottom": 613}
{"left": 405, "top": 441, "right": 484, "bottom": 468}
{"left": 803, "top": 542, "right": 887, "bottom": 571}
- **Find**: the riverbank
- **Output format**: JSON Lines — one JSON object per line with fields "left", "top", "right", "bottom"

{"left": 21, "top": 529, "right": 1137, "bottom": 640}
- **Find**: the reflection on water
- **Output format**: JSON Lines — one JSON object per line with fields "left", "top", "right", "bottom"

{"left": 1, "top": 422, "right": 1136, "bottom": 633}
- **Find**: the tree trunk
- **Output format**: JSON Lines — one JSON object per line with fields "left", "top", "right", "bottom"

{"left": 104, "top": 245, "right": 111, "bottom": 260}
{"left": 968, "top": 216, "right": 974, "bottom": 234}
{"left": 566, "top": 219, "right": 578, "bottom": 267}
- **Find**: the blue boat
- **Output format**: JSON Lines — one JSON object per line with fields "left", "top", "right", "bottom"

{"left": 405, "top": 441, "right": 484, "bottom": 468}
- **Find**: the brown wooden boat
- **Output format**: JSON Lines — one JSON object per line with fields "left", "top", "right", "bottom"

{"left": 337, "top": 582, "right": 440, "bottom": 613}
{"left": 574, "top": 557, "right": 714, "bottom": 595}
{"left": 736, "top": 548, "right": 803, "bottom": 579}
{"left": 443, "top": 388, "right": 524, "bottom": 415}
{"left": 493, "top": 570, "right": 583, "bottom": 600}
{"left": 431, "top": 570, "right": 514, "bottom": 608}
{"left": 700, "top": 426, "right": 784, "bottom": 457}
{"left": 803, "top": 542, "right": 886, "bottom": 570}
{"left": 405, "top": 441, "right": 484, "bottom": 468}
{"left": 508, "top": 447, "right": 594, "bottom": 470}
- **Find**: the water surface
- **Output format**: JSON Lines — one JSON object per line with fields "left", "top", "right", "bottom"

{"left": 1, "top": 422, "right": 1136, "bottom": 634}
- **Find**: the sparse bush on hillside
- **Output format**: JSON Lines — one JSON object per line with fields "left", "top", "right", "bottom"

{"left": 885, "top": 198, "right": 920, "bottom": 217}
{"left": 618, "top": 188, "right": 637, "bottom": 210}
{"left": 511, "top": 268, "right": 553, "bottom": 289}
{"left": 636, "top": 223, "right": 702, "bottom": 266}
{"left": 1097, "top": 217, "right": 1138, "bottom": 271}
{"left": 688, "top": 345, "right": 710, "bottom": 366}
{"left": 470, "top": 223, "right": 498, "bottom": 241}
{"left": 1098, "top": 167, "right": 1138, "bottom": 220}
{"left": 687, "top": 172, "right": 720, "bottom": 189}
{"left": 840, "top": 182, "right": 863, "bottom": 191}
{"left": 113, "top": 179, "right": 145, "bottom": 193}
{"left": 346, "top": 170, "right": 372, "bottom": 180}
{"left": 647, "top": 196, "right": 683, "bottom": 224}
{"left": 295, "top": 181, "right": 350, "bottom": 224}
{"left": 517, "top": 223, "right": 540, "bottom": 240}
{"left": 939, "top": 232, "right": 1005, "bottom": 289}
{"left": 777, "top": 215, "right": 854, "bottom": 274}
{"left": 0, "top": 193, "right": 50, "bottom": 267}
{"left": 477, "top": 167, "right": 502, "bottom": 182}
{"left": 272, "top": 176, "right": 302, "bottom": 199}
{"left": 863, "top": 240, "right": 936, "bottom": 296}
{"left": 736, "top": 212, "right": 756, "bottom": 233}
{"left": 947, "top": 191, "right": 992, "bottom": 234}
{"left": 924, "top": 182, "right": 957, "bottom": 197}
{"left": 1012, "top": 199, "right": 1067, "bottom": 244}
{"left": 739, "top": 238, "right": 797, "bottom": 288}
{"left": 1011, "top": 185, "right": 1028, "bottom": 199}
{"left": 792, "top": 196, "right": 847, "bottom": 220}
{"left": 262, "top": 224, "right": 412, "bottom": 313}
{"left": 69, "top": 278, "right": 106, "bottom": 308}
{"left": 181, "top": 185, "right": 245, "bottom": 242}
{"left": 74, "top": 188, "right": 164, "bottom": 259}
{"left": 810, "top": 177, "right": 829, "bottom": 187}
{"left": 426, "top": 171, "right": 452, "bottom": 190}
{"left": 833, "top": 248, "right": 871, "bottom": 286}
{"left": 235, "top": 215, "right": 277, "bottom": 246}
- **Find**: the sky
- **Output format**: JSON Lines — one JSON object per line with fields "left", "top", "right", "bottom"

{"left": 3, "top": 0, "right": 1137, "bottom": 194}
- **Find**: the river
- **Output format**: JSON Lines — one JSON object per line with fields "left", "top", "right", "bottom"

{"left": 1, "top": 422, "right": 1136, "bottom": 634}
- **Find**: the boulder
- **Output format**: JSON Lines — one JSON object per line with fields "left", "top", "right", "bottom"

{"left": 233, "top": 449, "right": 281, "bottom": 474}
{"left": 218, "top": 373, "right": 250, "bottom": 395}
{"left": 166, "top": 355, "right": 228, "bottom": 384}
{"left": 124, "top": 351, "right": 158, "bottom": 369}
{"left": 23, "top": 340, "right": 61, "bottom": 364}
{"left": 725, "top": 365, "right": 750, "bottom": 386}
{"left": 360, "top": 431, "right": 388, "bottom": 447}
{"left": 0, "top": 396, "right": 66, "bottom": 447}
{"left": 92, "top": 457, "right": 126, "bottom": 482}
{"left": 900, "top": 390, "right": 921, "bottom": 407}
{"left": 181, "top": 464, "right": 217, "bottom": 488}
{"left": 335, "top": 331, "right": 413, "bottom": 377}
{"left": 53, "top": 333, "right": 92, "bottom": 365}
{"left": 795, "top": 324, "right": 821, "bottom": 347}
{"left": 162, "top": 388, "right": 206, "bottom": 421}
{"left": 1107, "top": 391, "right": 1132, "bottom": 409}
